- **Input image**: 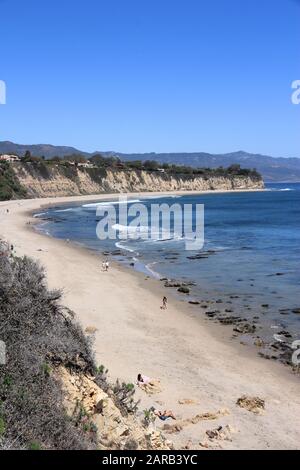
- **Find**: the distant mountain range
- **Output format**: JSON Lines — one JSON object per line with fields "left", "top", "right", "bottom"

{"left": 1, "top": 141, "right": 299, "bottom": 182}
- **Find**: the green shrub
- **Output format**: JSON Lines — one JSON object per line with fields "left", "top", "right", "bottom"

{"left": 0, "top": 162, "right": 27, "bottom": 200}
{"left": 0, "top": 417, "right": 6, "bottom": 436}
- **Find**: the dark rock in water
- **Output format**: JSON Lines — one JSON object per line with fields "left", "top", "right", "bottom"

{"left": 201, "top": 305, "right": 208, "bottom": 309}
{"left": 188, "top": 301, "right": 200, "bottom": 305}
{"left": 233, "top": 323, "right": 256, "bottom": 334}
{"left": 218, "top": 316, "right": 240, "bottom": 325}
{"left": 177, "top": 286, "right": 190, "bottom": 294}
{"left": 216, "top": 299, "right": 223, "bottom": 304}
{"left": 187, "top": 254, "right": 208, "bottom": 260}
{"left": 187, "top": 250, "right": 215, "bottom": 260}
{"left": 205, "top": 311, "right": 216, "bottom": 318}
{"left": 262, "top": 304, "right": 269, "bottom": 308}
{"left": 292, "top": 308, "right": 300, "bottom": 314}
{"left": 130, "top": 262, "right": 135, "bottom": 266}
{"left": 278, "top": 330, "right": 292, "bottom": 338}
{"left": 164, "top": 257, "right": 178, "bottom": 260}
{"left": 165, "top": 280, "right": 196, "bottom": 289}
{"left": 230, "top": 295, "right": 239, "bottom": 299}
{"left": 111, "top": 250, "right": 122, "bottom": 256}
{"left": 160, "top": 278, "right": 169, "bottom": 282}
{"left": 225, "top": 309, "right": 233, "bottom": 313}
{"left": 164, "top": 281, "right": 182, "bottom": 288}
{"left": 103, "top": 249, "right": 123, "bottom": 256}
{"left": 259, "top": 352, "right": 271, "bottom": 360}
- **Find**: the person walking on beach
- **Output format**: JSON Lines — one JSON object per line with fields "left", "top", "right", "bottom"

{"left": 102, "top": 260, "right": 106, "bottom": 271}
{"left": 161, "top": 296, "right": 168, "bottom": 310}
{"left": 105, "top": 261, "right": 110, "bottom": 272}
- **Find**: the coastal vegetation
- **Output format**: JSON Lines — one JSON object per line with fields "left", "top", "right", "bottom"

{"left": 16, "top": 151, "right": 262, "bottom": 179}
{"left": 0, "top": 162, "right": 27, "bottom": 201}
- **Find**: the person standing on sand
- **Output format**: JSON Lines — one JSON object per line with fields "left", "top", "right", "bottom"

{"left": 105, "top": 261, "right": 110, "bottom": 272}
{"left": 102, "top": 260, "right": 106, "bottom": 271}
{"left": 161, "top": 296, "right": 168, "bottom": 310}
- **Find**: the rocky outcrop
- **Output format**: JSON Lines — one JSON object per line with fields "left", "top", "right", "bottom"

{"left": 57, "top": 366, "right": 172, "bottom": 450}
{"left": 12, "top": 162, "right": 264, "bottom": 198}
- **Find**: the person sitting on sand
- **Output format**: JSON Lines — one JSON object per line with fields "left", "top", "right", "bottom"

{"left": 150, "top": 407, "right": 176, "bottom": 421}
{"left": 161, "top": 296, "right": 168, "bottom": 310}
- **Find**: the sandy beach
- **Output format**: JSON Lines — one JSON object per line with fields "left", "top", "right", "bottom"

{"left": 0, "top": 192, "right": 299, "bottom": 450}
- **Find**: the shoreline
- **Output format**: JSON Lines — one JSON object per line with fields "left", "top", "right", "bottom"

{"left": 1, "top": 191, "right": 300, "bottom": 450}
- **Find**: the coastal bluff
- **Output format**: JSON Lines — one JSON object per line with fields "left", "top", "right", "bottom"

{"left": 11, "top": 162, "right": 264, "bottom": 198}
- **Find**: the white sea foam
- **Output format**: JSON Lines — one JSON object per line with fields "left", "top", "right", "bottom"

{"left": 33, "top": 212, "right": 47, "bottom": 218}
{"left": 115, "top": 241, "right": 135, "bottom": 253}
{"left": 112, "top": 224, "right": 150, "bottom": 234}
{"left": 144, "top": 262, "right": 161, "bottom": 279}
{"left": 54, "top": 207, "right": 79, "bottom": 213}
{"left": 82, "top": 199, "right": 141, "bottom": 208}
{"left": 267, "top": 187, "right": 295, "bottom": 192}
{"left": 273, "top": 334, "right": 286, "bottom": 343}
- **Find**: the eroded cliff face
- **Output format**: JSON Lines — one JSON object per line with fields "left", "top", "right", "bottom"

{"left": 57, "top": 366, "right": 172, "bottom": 451}
{"left": 12, "top": 163, "right": 264, "bottom": 198}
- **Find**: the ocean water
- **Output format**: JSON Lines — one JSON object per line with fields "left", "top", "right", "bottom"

{"left": 35, "top": 183, "right": 300, "bottom": 354}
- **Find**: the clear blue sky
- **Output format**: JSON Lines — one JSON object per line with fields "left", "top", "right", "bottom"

{"left": 0, "top": 0, "right": 299, "bottom": 157}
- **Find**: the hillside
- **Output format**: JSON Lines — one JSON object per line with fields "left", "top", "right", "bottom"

{"left": 1, "top": 141, "right": 299, "bottom": 182}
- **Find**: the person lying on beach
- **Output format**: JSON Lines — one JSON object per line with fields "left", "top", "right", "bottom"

{"left": 161, "top": 296, "right": 168, "bottom": 310}
{"left": 137, "top": 373, "right": 151, "bottom": 385}
{"left": 150, "top": 407, "right": 176, "bottom": 421}
{"left": 136, "top": 374, "right": 162, "bottom": 394}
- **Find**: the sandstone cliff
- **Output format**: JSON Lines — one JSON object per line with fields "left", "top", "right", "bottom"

{"left": 12, "top": 162, "right": 264, "bottom": 198}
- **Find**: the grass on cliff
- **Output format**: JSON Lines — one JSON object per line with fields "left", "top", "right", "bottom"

{"left": 0, "top": 252, "right": 139, "bottom": 450}
{"left": 0, "top": 162, "right": 27, "bottom": 201}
